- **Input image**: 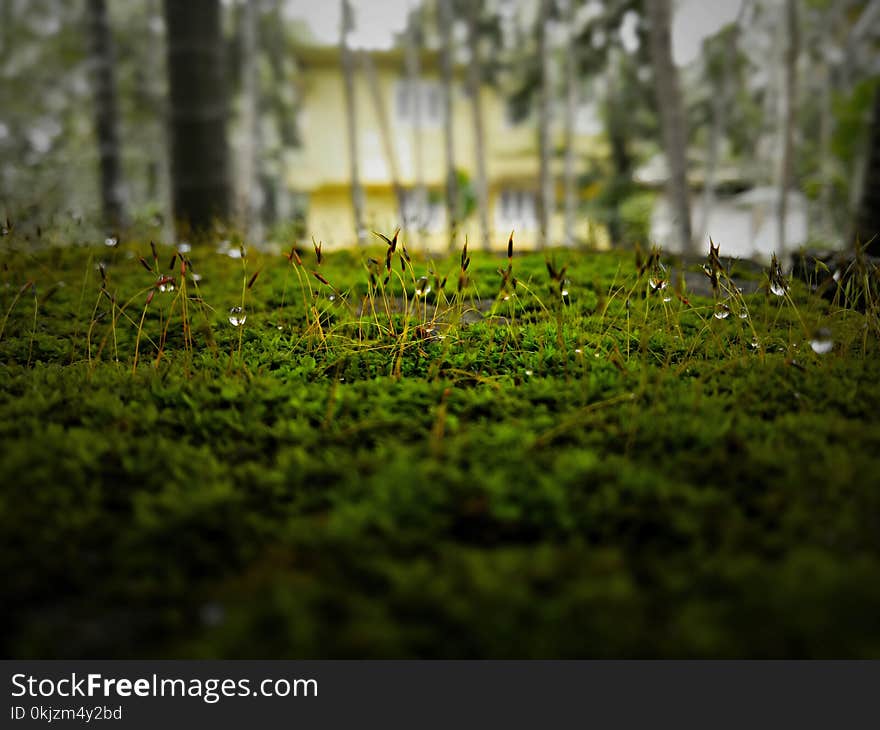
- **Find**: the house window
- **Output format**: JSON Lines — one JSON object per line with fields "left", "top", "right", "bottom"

{"left": 496, "top": 189, "right": 537, "bottom": 231}
{"left": 395, "top": 80, "right": 442, "bottom": 127}
{"left": 401, "top": 188, "right": 445, "bottom": 233}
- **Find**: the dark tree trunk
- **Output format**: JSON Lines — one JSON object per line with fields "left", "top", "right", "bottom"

{"left": 163, "top": 0, "right": 230, "bottom": 234}
{"left": 340, "top": 0, "right": 366, "bottom": 245}
{"left": 855, "top": 83, "right": 880, "bottom": 254}
{"left": 439, "top": 0, "right": 458, "bottom": 250}
{"left": 466, "top": 4, "right": 490, "bottom": 252}
{"left": 537, "top": 0, "right": 553, "bottom": 250}
{"left": 777, "top": 0, "right": 799, "bottom": 259}
{"left": 86, "top": 0, "right": 125, "bottom": 227}
{"left": 646, "top": 0, "right": 692, "bottom": 254}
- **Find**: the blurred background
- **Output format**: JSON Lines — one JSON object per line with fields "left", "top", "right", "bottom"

{"left": 1, "top": 0, "right": 878, "bottom": 260}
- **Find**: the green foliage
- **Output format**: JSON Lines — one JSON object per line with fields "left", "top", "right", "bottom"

{"left": 618, "top": 191, "right": 656, "bottom": 245}
{"left": 1, "top": 232, "right": 880, "bottom": 658}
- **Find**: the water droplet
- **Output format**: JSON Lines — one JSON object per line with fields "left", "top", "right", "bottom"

{"left": 574, "top": 348, "right": 582, "bottom": 354}
{"left": 503, "top": 294, "right": 511, "bottom": 301}
{"left": 832, "top": 269, "right": 841, "bottom": 282}
{"left": 104, "top": 236, "right": 118, "bottom": 247}
{"left": 810, "top": 327, "right": 833, "bottom": 355}
{"left": 177, "top": 242, "right": 191, "bottom": 253}
{"left": 525, "top": 369, "right": 533, "bottom": 376}
{"left": 277, "top": 325, "right": 283, "bottom": 331}
{"left": 714, "top": 302, "right": 730, "bottom": 319}
{"left": 328, "top": 294, "right": 336, "bottom": 302}
{"left": 662, "top": 295, "right": 672, "bottom": 303}
{"left": 770, "top": 281, "right": 787, "bottom": 297}
{"left": 191, "top": 273, "right": 203, "bottom": 283}
{"left": 158, "top": 276, "right": 174, "bottom": 293}
{"left": 649, "top": 277, "right": 668, "bottom": 292}
{"left": 561, "top": 289, "right": 569, "bottom": 297}
{"left": 739, "top": 310, "right": 749, "bottom": 319}
{"left": 228, "top": 306, "right": 246, "bottom": 327}
{"left": 749, "top": 338, "right": 760, "bottom": 349}
{"left": 415, "top": 277, "right": 432, "bottom": 296}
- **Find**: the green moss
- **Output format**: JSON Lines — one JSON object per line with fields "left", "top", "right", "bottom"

{"left": 1, "top": 236, "right": 879, "bottom": 658}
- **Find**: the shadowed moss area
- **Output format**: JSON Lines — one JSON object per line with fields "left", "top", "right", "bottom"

{"left": 1, "top": 237, "right": 879, "bottom": 658}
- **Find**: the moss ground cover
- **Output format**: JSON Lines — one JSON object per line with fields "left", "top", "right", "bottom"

{"left": 1, "top": 231, "right": 879, "bottom": 658}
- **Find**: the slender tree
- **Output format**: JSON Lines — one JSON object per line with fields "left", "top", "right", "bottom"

{"left": 777, "top": 0, "right": 799, "bottom": 260}
{"left": 854, "top": 83, "right": 880, "bottom": 254}
{"left": 646, "top": 0, "right": 692, "bottom": 254}
{"left": 562, "top": 0, "right": 578, "bottom": 247}
{"left": 361, "top": 51, "right": 406, "bottom": 223}
{"left": 405, "top": 11, "right": 426, "bottom": 235}
{"left": 163, "top": 0, "right": 230, "bottom": 233}
{"left": 438, "top": 0, "right": 459, "bottom": 249}
{"left": 697, "top": 11, "right": 743, "bottom": 245}
{"left": 239, "top": 0, "right": 262, "bottom": 241}
{"left": 340, "top": 0, "right": 366, "bottom": 245}
{"left": 536, "top": 0, "right": 554, "bottom": 249}
{"left": 466, "top": 2, "right": 491, "bottom": 251}
{"left": 86, "top": 0, "right": 125, "bottom": 227}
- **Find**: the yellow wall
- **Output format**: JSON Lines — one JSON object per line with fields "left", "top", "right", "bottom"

{"left": 289, "top": 47, "right": 609, "bottom": 250}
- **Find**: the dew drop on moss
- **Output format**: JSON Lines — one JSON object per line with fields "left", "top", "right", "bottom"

{"left": 810, "top": 328, "right": 833, "bottom": 355}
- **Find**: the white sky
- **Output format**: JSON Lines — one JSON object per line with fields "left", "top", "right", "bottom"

{"left": 283, "top": 0, "right": 744, "bottom": 66}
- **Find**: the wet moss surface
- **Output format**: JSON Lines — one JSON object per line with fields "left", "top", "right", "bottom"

{"left": 1, "top": 236, "right": 879, "bottom": 657}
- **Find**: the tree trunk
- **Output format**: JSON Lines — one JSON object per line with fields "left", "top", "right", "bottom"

{"left": 340, "top": 0, "right": 366, "bottom": 245}
{"left": 698, "top": 18, "right": 740, "bottom": 246}
{"left": 439, "top": 0, "right": 458, "bottom": 250}
{"left": 605, "top": 49, "right": 632, "bottom": 247}
{"left": 854, "top": 83, "right": 880, "bottom": 254}
{"left": 361, "top": 51, "right": 406, "bottom": 223}
{"left": 777, "top": 0, "right": 799, "bottom": 261}
{"left": 466, "top": 5, "right": 491, "bottom": 252}
{"left": 405, "top": 14, "right": 425, "bottom": 237}
{"left": 646, "top": 0, "right": 692, "bottom": 254}
{"left": 537, "top": 0, "right": 553, "bottom": 250}
{"left": 563, "top": 0, "right": 577, "bottom": 247}
{"left": 163, "top": 0, "right": 230, "bottom": 233}
{"left": 86, "top": 0, "right": 125, "bottom": 227}
{"left": 239, "top": 0, "right": 262, "bottom": 241}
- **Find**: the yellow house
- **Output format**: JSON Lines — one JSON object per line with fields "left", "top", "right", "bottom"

{"left": 288, "top": 44, "right": 608, "bottom": 251}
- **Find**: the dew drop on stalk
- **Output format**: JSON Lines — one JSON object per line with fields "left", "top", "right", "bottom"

{"left": 649, "top": 277, "right": 668, "bottom": 292}
{"left": 770, "top": 281, "right": 787, "bottom": 297}
{"left": 714, "top": 302, "right": 730, "bottom": 319}
{"left": 328, "top": 294, "right": 336, "bottom": 302}
{"left": 228, "top": 306, "right": 246, "bottom": 327}
{"left": 663, "top": 295, "right": 672, "bottom": 303}
{"left": 810, "top": 328, "right": 833, "bottom": 355}
{"left": 739, "top": 310, "right": 749, "bottom": 319}
{"left": 415, "top": 277, "right": 431, "bottom": 296}
{"left": 104, "top": 236, "right": 118, "bottom": 247}
{"left": 158, "top": 276, "right": 174, "bottom": 293}
{"left": 177, "top": 242, "right": 191, "bottom": 254}
{"left": 525, "top": 370, "right": 533, "bottom": 376}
